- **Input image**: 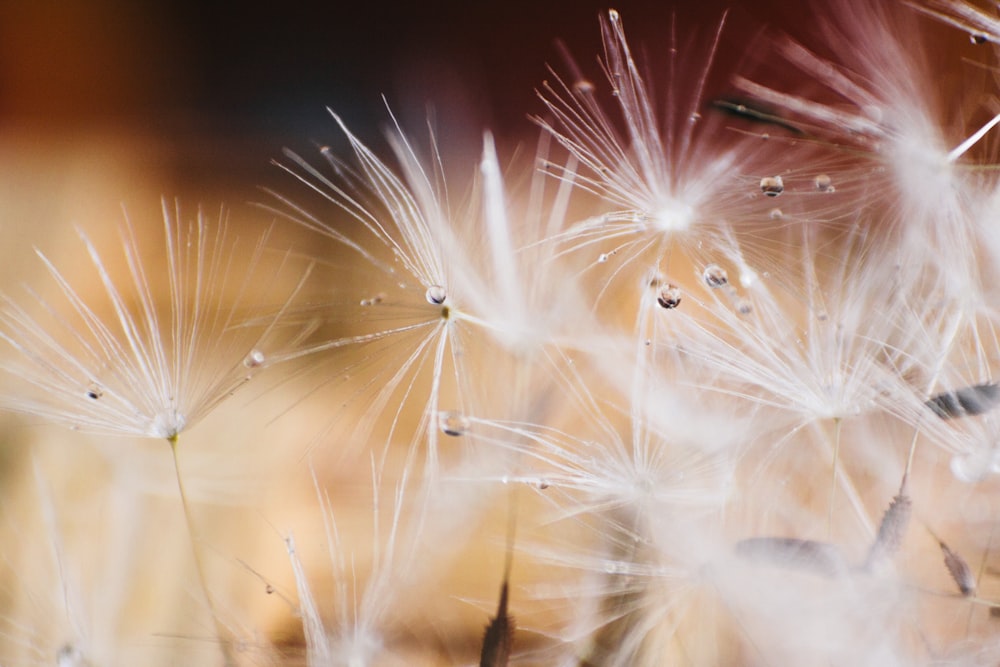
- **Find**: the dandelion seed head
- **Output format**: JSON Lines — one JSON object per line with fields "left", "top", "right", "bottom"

{"left": 650, "top": 198, "right": 695, "bottom": 232}
{"left": 148, "top": 409, "right": 187, "bottom": 440}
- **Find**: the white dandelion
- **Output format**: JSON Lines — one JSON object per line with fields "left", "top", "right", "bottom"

{"left": 265, "top": 109, "right": 597, "bottom": 470}
{"left": 0, "top": 199, "right": 313, "bottom": 663}
{"left": 534, "top": 9, "right": 795, "bottom": 295}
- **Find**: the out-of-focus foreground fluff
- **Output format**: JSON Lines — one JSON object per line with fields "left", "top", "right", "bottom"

{"left": 5, "top": 0, "right": 1000, "bottom": 665}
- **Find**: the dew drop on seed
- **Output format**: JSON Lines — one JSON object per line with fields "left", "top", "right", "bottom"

{"left": 604, "top": 561, "right": 627, "bottom": 574}
{"left": 537, "top": 478, "right": 550, "bottom": 490}
{"left": 950, "top": 452, "right": 990, "bottom": 483}
{"left": 244, "top": 349, "right": 265, "bottom": 368}
{"left": 760, "top": 175, "right": 784, "bottom": 197}
{"left": 597, "top": 252, "right": 609, "bottom": 263}
{"left": 971, "top": 33, "right": 988, "bottom": 44}
{"left": 425, "top": 284, "right": 447, "bottom": 305}
{"left": 609, "top": 8, "right": 621, "bottom": 22}
{"left": 86, "top": 383, "right": 103, "bottom": 400}
{"left": 703, "top": 264, "right": 728, "bottom": 288}
{"left": 439, "top": 410, "right": 470, "bottom": 437}
{"left": 736, "top": 299, "right": 752, "bottom": 314}
{"left": 657, "top": 284, "right": 682, "bottom": 309}
{"left": 769, "top": 208, "right": 783, "bottom": 220}
{"left": 814, "top": 174, "right": 834, "bottom": 192}
{"left": 574, "top": 79, "right": 595, "bottom": 94}
{"left": 359, "top": 292, "right": 386, "bottom": 307}
{"left": 265, "top": 584, "right": 275, "bottom": 595}
{"left": 57, "top": 644, "right": 86, "bottom": 667}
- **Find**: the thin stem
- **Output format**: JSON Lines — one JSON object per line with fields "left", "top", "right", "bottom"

{"left": 169, "top": 434, "right": 235, "bottom": 666}
{"left": 827, "top": 417, "right": 842, "bottom": 539}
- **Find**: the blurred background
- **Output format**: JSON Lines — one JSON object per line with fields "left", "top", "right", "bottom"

{"left": 0, "top": 0, "right": 817, "bottom": 208}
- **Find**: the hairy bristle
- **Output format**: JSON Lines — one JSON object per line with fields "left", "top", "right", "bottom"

{"left": 926, "top": 383, "right": 1000, "bottom": 419}
{"left": 479, "top": 581, "right": 514, "bottom": 667}
{"left": 939, "top": 540, "right": 976, "bottom": 597}
{"left": 865, "top": 494, "right": 913, "bottom": 570}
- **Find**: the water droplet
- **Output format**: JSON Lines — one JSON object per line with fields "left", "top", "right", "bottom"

{"left": 359, "top": 292, "right": 384, "bottom": 306}
{"left": 971, "top": 33, "right": 988, "bottom": 45}
{"left": 574, "top": 79, "right": 595, "bottom": 94}
{"left": 86, "top": 383, "right": 103, "bottom": 400}
{"left": 703, "top": 264, "right": 728, "bottom": 288}
{"left": 243, "top": 349, "right": 265, "bottom": 368}
{"left": 814, "top": 174, "right": 834, "bottom": 192}
{"left": 736, "top": 298, "right": 752, "bottom": 315}
{"left": 57, "top": 644, "right": 86, "bottom": 667}
{"left": 689, "top": 111, "right": 702, "bottom": 123}
{"left": 597, "top": 253, "right": 609, "bottom": 263}
{"left": 537, "top": 479, "right": 550, "bottom": 490}
{"left": 439, "top": 410, "right": 470, "bottom": 437}
{"left": 425, "top": 285, "right": 447, "bottom": 305}
{"left": 760, "top": 175, "right": 784, "bottom": 197}
{"left": 265, "top": 584, "right": 275, "bottom": 595}
{"left": 657, "top": 284, "right": 682, "bottom": 309}
{"left": 604, "top": 561, "right": 627, "bottom": 574}
{"left": 769, "top": 208, "right": 783, "bottom": 220}
{"left": 951, "top": 452, "right": 990, "bottom": 483}
{"left": 608, "top": 8, "right": 621, "bottom": 22}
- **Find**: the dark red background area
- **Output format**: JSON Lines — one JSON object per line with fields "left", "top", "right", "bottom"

{"left": 0, "top": 1, "right": 818, "bottom": 195}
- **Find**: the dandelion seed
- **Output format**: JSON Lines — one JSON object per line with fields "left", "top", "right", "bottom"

{"left": 938, "top": 539, "right": 976, "bottom": 597}
{"left": 657, "top": 284, "right": 682, "bottom": 309}
{"left": 439, "top": 410, "right": 470, "bottom": 437}
{"left": 734, "top": 537, "right": 849, "bottom": 578}
{"left": 0, "top": 201, "right": 309, "bottom": 440}
{"left": 865, "top": 493, "right": 912, "bottom": 569}
{"left": 759, "top": 175, "right": 784, "bottom": 197}
{"left": 479, "top": 581, "right": 514, "bottom": 667}
{"left": 926, "top": 383, "right": 1000, "bottom": 419}
{"left": 703, "top": 264, "right": 728, "bottom": 288}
